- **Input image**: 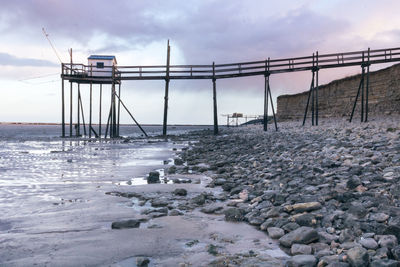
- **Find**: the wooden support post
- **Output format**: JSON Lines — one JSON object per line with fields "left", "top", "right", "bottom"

{"left": 89, "top": 82, "right": 92, "bottom": 138}
{"left": 78, "top": 89, "right": 87, "bottom": 136}
{"left": 361, "top": 52, "right": 365, "bottom": 122}
{"left": 212, "top": 62, "right": 218, "bottom": 135}
{"left": 69, "top": 48, "right": 73, "bottom": 137}
{"left": 267, "top": 79, "right": 278, "bottom": 131}
{"left": 111, "top": 65, "right": 117, "bottom": 138}
{"left": 112, "top": 83, "right": 117, "bottom": 138}
{"left": 264, "top": 74, "right": 269, "bottom": 131}
{"left": 349, "top": 72, "right": 364, "bottom": 122}
{"left": 105, "top": 105, "right": 112, "bottom": 138}
{"left": 114, "top": 92, "right": 148, "bottom": 137}
{"left": 77, "top": 83, "right": 80, "bottom": 137}
{"left": 117, "top": 83, "right": 121, "bottom": 136}
{"left": 163, "top": 40, "right": 171, "bottom": 136}
{"left": 61, "top": 75, "right": 65, "bottom": 138}
{"left": 109, "top": 84, "right": 114, "bottom": 138}
{"left": 315, "top": 51, "right": 319, "bottom": 126}
{"left": 302, "top": 53, "right": 315, "bottom": 126}
{"left": 99, "top": 84, "right": 102, "bottom": 138}
{"left": 263, "top": 59, "right": 269, "bottom": 131}
{"left": 69, "top": 82, "right": 73, "bottom": 137}
{"left": 365, "top": 48, "right": 370, "bottom": 122}
{"left": 302, "top": 72, "right": 315, "bottom": 126}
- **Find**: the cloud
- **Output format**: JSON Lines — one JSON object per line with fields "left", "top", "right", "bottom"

{"left": 0, "top": 1, "right": 347, "bottom": 63}
{"left": 0, "top": 52, "right": 58, "bottom": 67}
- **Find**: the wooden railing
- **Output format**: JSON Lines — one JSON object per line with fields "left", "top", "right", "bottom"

{"left": 62, "top": 47, "right": 400, "bottom": 81}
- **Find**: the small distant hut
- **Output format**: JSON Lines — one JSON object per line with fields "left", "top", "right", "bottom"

{"left": 87, "top": 55, "right": 117, "bottom": 77}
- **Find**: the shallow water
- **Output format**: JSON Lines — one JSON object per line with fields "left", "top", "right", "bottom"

{"left": 0, "top": 124, "right": 211, "bottom": 139}
{"left": 0, "top": 124, "right": 287, "bottom": 266}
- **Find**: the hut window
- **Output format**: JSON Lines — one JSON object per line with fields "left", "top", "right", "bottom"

{"left": 96, "top": 62, "right": 104, "bottom": 69}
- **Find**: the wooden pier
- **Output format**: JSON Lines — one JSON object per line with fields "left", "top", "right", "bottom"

{"left": 61, "top": 45, "right": 400, "bottom": 138}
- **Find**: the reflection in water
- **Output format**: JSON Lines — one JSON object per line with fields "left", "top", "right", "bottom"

{"left": 0, "top": 139, "right": 183, "bottom": 202}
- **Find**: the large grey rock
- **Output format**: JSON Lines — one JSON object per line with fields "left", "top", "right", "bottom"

{"left": 285, "top": 202, "right": 322, "bottom": 213}
{"left": 370, "top": 213, "right": 390, "bottom": 223}
{"left": 359, "top": 237, "right": 378, "bottom": 250}
{"left": 319, "top": 231, "right": 338, "bottom": 244}
{"left": 147, "top": 171, "right": 160, "bottom": 183}
{"left": 111, "top": 219, "right": 140, "bottom": 229}
{"left": 267, "top": 227, "right": 285, "bottom": 239}
{"left": 286, "top": 254, "right": 317, "bottom": 267}
{"left": 224, "top": 208, "right": 244, "bottom": 222}
{"left": 190, "top": 194, "right": 206, "bottom": 205}
{"left": 136, "top": 257, "right": 150, "bottom": 267}
{"left": 346, "top": 247, "right": 369, "bottom": 267}
{"left": 201, "top": 204, "right": 224, "bottom": 214}
{"left": 279, "top": 226, "right": 319, "bottom": 247}
{"left": 378, "top": 235, "right": 398, "bottom": 249}
{"left": 291, "top": 244, "right": 312, "bottom": 255}
{"left": 339, "top": 229, "right": 355, "bottom": 243}
{"left": 151, "top": 198, "right": 169, "bottom": 207}
{"left": 174, "top": 158, "right": 184, "bottom": 165}
{"left": 370, "top": 259, "right": 399, "bottom": 267}
{"left": 347, "top": 176, "right": 361, "bottom": 189}
{"left": 173, "top": 188, "right": 187, "bottom": 196}
{"left": 392, "top": 245, "right": 400, "bottom": 260}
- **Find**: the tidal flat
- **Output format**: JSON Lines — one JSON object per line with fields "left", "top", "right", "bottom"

{"left": 1, "top": 117, "right": 400, "bottom": 266}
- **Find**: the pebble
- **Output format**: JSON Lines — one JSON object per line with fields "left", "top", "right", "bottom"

{"left": 267, "top": 227, "right": 285, "bottom": 239}
{"left": 286, "top": 254, "right": 317, "bottom": 267}
{"left": 111, "top": 219, "right": 140, "bottom": 229}
{"left": 224, "top": 208, "right": 244, "bottom": 222}
{"left": 359, "top": 237, "right": 378, "bottom": 250}
{"left": 174, "top": 117, "right": 400, "bottom": 265}
{"left": 279, "top": 226, "right": 319, "bottom": 247}
{"left": 291, "top": 244, "right": 313, "bottom": 255}
{"left": 347, "top": 247, "right": 369, "bottom": 267}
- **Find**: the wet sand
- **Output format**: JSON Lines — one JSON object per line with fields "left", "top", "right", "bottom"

{"left": 0, "top": 136, "right": 286, "bottom": 266}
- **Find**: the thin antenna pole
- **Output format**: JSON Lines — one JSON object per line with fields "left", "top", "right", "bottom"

{"left": 42, "top": 28, "right": 63, "bottom": 64}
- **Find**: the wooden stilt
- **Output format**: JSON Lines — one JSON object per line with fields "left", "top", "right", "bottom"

{"left": 365, "top": 48, "right": 370, "bottom": 122}
{"left": 315, "top": 52, "right": 319, "bottom": 126}
{"left": 264, "top": 74, "right": 268, "bottom": 131}
{"left": 361, "top": 52, "right": 365, "bottom": 122}
{"left": 105, "top": 105, "right": 112, "bottom": 138}
{"left": 61, "top": 76, "right": 65, "bottom": 138}
{"left": 77, "top": 84, "right": 80, "bottom": 136}
{"left": 78, "top": 89, "right": 87, "bottom": 136}
{"left": 349, "top": 71, "right": 364, "bottom": 122}
{"left": 212, "top": 62, "right": 218, "bottom": 135}
{"left": 117, "top": 83, "right": 121, "bottom": 136}
{"left": 69, "top": 82, "right": 73, "bottom": 137}
{"left": 99, "top": 84, "right": 102, "bottom": 138}
{"left": 114, "top": 92, "right": 148, "bottom": 137}
{"left": 163, "top": 40, "right": 171, "bottom": 136}
{"left": 112, "top": 83, "right": 116, "bottom": 137}
{"left": 263, "top": 59, "right": 269, "bottom": 131}
{"left": 302, "top": 72, "right": 315, "bottom": 126}
{"left": 267, "top": 79, "right": 278, "bottom": 131}
{"left": 89, "top": 82, "right": 92, "bottom": 138}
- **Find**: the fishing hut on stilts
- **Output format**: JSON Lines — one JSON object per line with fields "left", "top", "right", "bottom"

{"left": 60, "top": 51, "right": 147, "bottom": 138}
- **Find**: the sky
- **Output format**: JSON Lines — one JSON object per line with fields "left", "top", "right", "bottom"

{"left": 1, "top": 0, "right": 400, "bottom": 124}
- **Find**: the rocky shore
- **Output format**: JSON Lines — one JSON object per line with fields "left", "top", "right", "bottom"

{"left": 164, "top": 117, "right": 400, "bottom": 267}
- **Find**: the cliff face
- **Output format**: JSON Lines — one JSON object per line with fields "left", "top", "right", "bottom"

{"left": 277, "top": 63, "right": 400, "bottom": 120}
